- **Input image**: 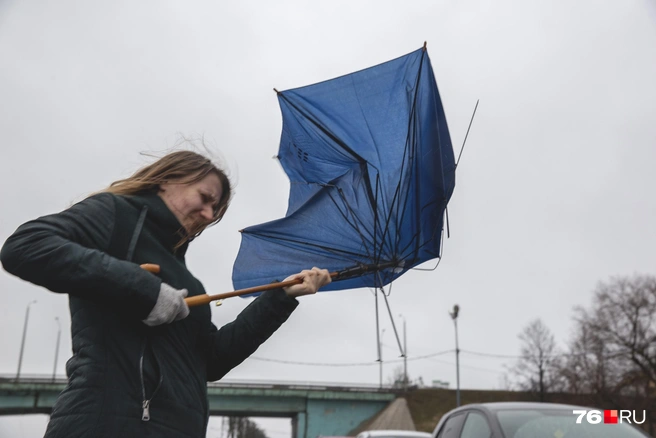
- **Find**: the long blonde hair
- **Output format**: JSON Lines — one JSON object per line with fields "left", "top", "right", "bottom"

{"left": 104, "top": 151, "right": 232, "bottom": 241}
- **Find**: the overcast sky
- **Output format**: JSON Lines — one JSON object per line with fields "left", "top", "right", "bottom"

{"left": 1, "top": 0, "right": 655, "bottom": 436}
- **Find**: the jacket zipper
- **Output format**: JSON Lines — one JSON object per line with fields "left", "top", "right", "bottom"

{"left": 140, "top": 338, "right": 163, "bottom": 422}
{"left": 142, "top": 399, "right": 151, "bottom": 421}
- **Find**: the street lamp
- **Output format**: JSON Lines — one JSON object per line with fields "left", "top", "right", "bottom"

{"left": 449, "top": 304, "right": 460, "bottom": 407}
{"left": 52, "top": 317, "right": 62, "bottom": 382}
{"left": 17, "top": 300, "right": 37, "bottom": 380}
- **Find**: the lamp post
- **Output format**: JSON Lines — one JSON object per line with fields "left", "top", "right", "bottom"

{"left": 449, "top": 304, "right": 460, "bottom": 407}
{"left": 399, "top": 314, "right": 408, "bottom": 390}
{"left": 17, "top": 300, "right": 37, "bottom": 380}
{"left": 52, "top": 317, "right": 61, "bottom": 382}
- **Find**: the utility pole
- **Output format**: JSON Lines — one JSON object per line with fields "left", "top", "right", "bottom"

{"left": 378, "top": 328, "right": 386, "bottom": 389}
{"left": 52, "top": 317, "right": 61, "bottom": 382}
{"left": 399, "top": 314, "right": 408, "bottom": 390}
{"left": 17, "top": 300, "right": 37, "bottom": 380}
{"left": 449, "top": 304, "right": 461, "bottom": 407}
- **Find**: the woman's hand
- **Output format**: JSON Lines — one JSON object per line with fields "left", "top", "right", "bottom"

{"left": 282, "top": 267, "right": 332, "bottom": 298}
{"left": 143, "top": 283, "right": 190, "bottom": 326}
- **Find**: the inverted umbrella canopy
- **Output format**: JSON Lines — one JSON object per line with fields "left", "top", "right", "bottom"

{"left": 232, "top": 46, "right": 456, "bottom": 292}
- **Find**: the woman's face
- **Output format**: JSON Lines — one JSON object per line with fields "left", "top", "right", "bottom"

{"left": 158, "top": 172, "right": 223, "bottom": 234}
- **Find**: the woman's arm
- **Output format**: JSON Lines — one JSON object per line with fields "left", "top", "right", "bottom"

{"left": 205, "top": 288, "right": 298, "bottom": 381}
{"left": 205, "top": 267, "right": 331, "bottom": 380}
{"left": 0, "top": 193, "right": 161, "bottom": 319}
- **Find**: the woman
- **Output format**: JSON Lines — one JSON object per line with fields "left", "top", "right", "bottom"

{"left": 0, "top": 151, "right": 331, "bottom": 437}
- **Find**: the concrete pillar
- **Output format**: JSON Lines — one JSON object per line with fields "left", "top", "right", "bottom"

{"left": 293, "top": 411, "right": 307, "bottom": 438}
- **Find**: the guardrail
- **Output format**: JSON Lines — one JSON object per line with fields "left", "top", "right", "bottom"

{"left": 0, "top": 374, "right": 409, "bottom": 393}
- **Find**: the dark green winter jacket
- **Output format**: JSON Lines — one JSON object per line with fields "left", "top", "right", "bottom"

{"left": 0, "top": 191, "right": 298, "bottom": 438}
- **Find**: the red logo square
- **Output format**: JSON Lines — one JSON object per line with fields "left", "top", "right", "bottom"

{"left": 604, "top": 410, "right": 618, "bottom": 424}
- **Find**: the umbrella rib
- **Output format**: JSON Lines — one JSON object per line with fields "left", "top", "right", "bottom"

{"left": 331, "top": 172, "right": 394, "bottom": 265}
{"left": 409, "top": 228, "right": 445, "bottom": 272}
{"left": 397, "top": 212, "right": 444, "bottom": 262}
{"left": 329, "top": 182, "right": 400, "bottom": 267}
{"left": 327, "top": 187, "right": 375, "bottom": 261}
{"left": 349, "top": 74, "right": 391, "bottom": 239}
{"left": 372, "top": 173, "right": 396, "bottom": 261}
{"left": 376, "top": 52, "right": 426, "bottom": 265}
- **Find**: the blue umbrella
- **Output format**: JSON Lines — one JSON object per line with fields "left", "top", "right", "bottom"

{"left": 230, "top": 45, "right": 456, "bottom": 296}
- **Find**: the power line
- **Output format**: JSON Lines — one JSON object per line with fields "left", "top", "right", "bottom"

{"left": 460, "top": 350, "right": 521, "bottom": 359}
{"left": 406, "top": 349, "right": 454, "bottom": 362}
{"left": 460, "top": 349, "right": 635, "bottom": 360}
{"left": 248, "top": 356, "right": 378, "bottom": 367}
{"left": 248, "top": 347, "right": 634, "bottom": 368}
{"left": 248, "top": 349, "right": 454, "bottom": 367}
{"left": 424, "top": 357, "right": 505, "bottom": 375}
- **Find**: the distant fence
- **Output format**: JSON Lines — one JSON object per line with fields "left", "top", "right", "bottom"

{"left": 0, "top": 374, "right": 401, "bottom": 393}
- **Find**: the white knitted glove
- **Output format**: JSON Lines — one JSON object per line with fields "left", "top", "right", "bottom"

{"left": 142, "top": 283, "right": 190, "bottom": 326}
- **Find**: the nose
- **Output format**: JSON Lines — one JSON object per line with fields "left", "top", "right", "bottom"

{"left": 200, "top": 205, "right": 214, "bottom": 222}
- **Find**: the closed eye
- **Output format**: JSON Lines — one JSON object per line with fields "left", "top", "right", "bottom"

{"left": 201, "top": 193, "right": 220, "bottom": 216}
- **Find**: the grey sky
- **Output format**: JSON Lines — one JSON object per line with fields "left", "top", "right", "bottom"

{"left": 1, "top": 0, "right": 655, "bottom": 435}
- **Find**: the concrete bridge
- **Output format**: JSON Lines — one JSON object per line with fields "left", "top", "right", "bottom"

{"left": 0, "top": 376, "right": 398, "bottom": 438}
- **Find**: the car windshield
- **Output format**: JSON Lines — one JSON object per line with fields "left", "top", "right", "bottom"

{"left": 495, "top": 408, "right": 647, "bottom": 438}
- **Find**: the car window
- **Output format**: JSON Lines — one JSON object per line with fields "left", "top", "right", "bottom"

{"left": 436, "top": 413, "right": 466, "bottom": 438}
{"left": 460, "top": 412, "right": 492, "bottom": 438}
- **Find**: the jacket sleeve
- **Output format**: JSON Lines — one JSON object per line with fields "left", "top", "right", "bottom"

{"left": 0, "top": 193, "right": 160, "bottom": 319}
{"left": 206, "top": 288, "right": 298, "bottom": 381}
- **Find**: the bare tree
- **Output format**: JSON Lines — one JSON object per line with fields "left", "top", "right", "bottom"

{"left": 388, "top": 365, "right": 411, "bottom": 389}
{"left": 582, "top": 275, "right": 656, "bottom": 389}
{"left": 561, "top": 275, "right": 656, "bottom": 434}
{"left": 225, "top": 417, "right": 268, "bottom": 438}
{"left": 510, "top": 318, "right": 562, "bottom": 401}
{"left": 559, "top": 320, "right": 614, "bottom": 396}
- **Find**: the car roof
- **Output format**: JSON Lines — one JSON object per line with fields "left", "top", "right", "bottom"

{"left": 447, "top": 401, "right": 591, "bottom": 415}
{"left": 357, "top": 431, "right": 432, "bottom": 438}
{"left": 476, "top": 402, "right": 587, "bottom": 411}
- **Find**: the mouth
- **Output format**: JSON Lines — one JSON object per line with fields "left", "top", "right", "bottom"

{"left": 184, "top": 217, "right": 209, "bottom": 235}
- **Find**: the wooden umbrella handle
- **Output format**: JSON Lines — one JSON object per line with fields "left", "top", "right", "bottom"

{"left": 184, "top": 277, "right": 304, "bottom": 307}
{"left": 140, "top": 263, "right": 161, "bottom": 274}
{"left": 140, "top": 263, "right": 338, "bottom": 308}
